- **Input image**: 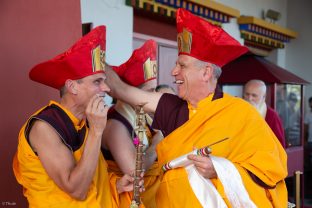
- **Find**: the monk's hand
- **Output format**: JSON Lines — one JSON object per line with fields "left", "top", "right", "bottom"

{"left": 116, "top": 174, "right": 133, "bottom": 194}
{"left": 86, "top": 94, "right": 109, "bottom": 134}
{"left": 116, "top": 172, "right": 145, "bottom": 194}
{"left": 151, "top": 130, "right": 164, "bottom": 145}
{"left": 187, "top": 154, "right": 217, "bottom": 179}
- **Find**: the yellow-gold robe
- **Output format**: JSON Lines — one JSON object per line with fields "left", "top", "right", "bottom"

{"left": 13, "top": 101, "right": 120, "bottom": 208}
{"left": 107, "top": 161, "right": 160, "bottom": 208}
{"left": 156, "top": 93, "right": 288, "bottom": 208}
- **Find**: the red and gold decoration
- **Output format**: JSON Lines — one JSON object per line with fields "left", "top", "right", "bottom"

{"left": 143, "top": 57, "right": 157, "bottom": 81}
{"left": 176, "top": 8, "right": 248, "bottom": 67}
{"left": 177, "top": 28, "right": 192, "bottom": 54}
{"left": 92, "top": 45, "right": 106, "bottom": 72}
{"left": 112, "top": 39, "right": 157, "bottom": 87}
{"left": 126, "top": 0, "right": 240, "bottom": 26}
{"left": 29, "top": 25, "right": 106, "bottom": 89}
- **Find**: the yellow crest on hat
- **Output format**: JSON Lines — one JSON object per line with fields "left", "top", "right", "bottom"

{"left": 92, "top": 45, "right": 106, "bottom": 72}
{"left": 143, "top": 58, "right": 157, "bottom": 81}
{"left": 177, "top": 28, "right": 192, "bottom": 53}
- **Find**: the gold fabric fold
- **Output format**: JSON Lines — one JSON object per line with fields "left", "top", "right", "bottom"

{"left": 107, "top": 160, "right": 160, "bottom": 208}
{"left": 156, "top": 93, "right": 288, "bottom": 208}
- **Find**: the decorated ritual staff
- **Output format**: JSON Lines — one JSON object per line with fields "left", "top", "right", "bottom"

{"left": 102, "top": 39, "right": 163, "bottom": 208}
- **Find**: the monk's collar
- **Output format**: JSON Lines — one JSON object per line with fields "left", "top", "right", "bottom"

{"left": 188, "top": 93, "right": 214, "bottom": 112}
{"left": 49, "top": 100, "right": 86, "bottom": 129}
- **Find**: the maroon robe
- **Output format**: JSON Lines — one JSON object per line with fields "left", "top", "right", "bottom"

{"left": 265, "top": 106, "right": 286, "bottom": 148}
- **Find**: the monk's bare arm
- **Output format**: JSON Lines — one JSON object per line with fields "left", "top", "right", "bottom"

{"left": 102, "top": 120, "right": 163, "bottom": 173}
{"left": 144, "top": 130, "right": 163, "bottom": 170}
{"left": 29, "top": 95, "right": 107, "bottom": 200}
{"left": 105, "top": 65, "right": 162, "bottom": 113}
{"left": 102, "top": 119, "right": 136, "bottom": 174}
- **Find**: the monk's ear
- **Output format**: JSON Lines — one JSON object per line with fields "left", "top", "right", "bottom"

{"left": 65, "top": 79, "right": 77, "bottom": 95}
{"left": 202, "top": 63, "right": 214, "bottom": 82}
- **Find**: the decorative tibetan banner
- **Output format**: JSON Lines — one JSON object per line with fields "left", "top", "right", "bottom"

{"left": 126, "top": 0, "right": 240, "bottom": 25}
{"left": 237, "top": 16, "right": 297, "bottom": 53}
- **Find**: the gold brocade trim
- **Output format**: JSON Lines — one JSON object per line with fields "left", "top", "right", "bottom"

{"left": 177, "top": 28, "right": 192, "bottom": 53}
{"left": 143, "top": 58, "right": 157, "bottom": 80}
{"left": 91, "top": 45, "right": 105, "bottom": 72}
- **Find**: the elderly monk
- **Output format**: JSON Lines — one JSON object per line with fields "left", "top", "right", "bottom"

{"left": 13, "top": 26, "right": 139, "bottom": 208}
{"left": 106, "top": 8, "right": 288, "bottom": 208}
{"left": 243, "top": 79, "right": 286, "bottom": 148}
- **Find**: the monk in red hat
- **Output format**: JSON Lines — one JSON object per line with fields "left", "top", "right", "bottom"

{"left": 106, "top": 8, "right": 287, "bottom": 208}
{"left": 102, "top": 39, "right": 163, "bottom": 208}
{"left": 13, "top": 26, "right": 141, "bottom": 208}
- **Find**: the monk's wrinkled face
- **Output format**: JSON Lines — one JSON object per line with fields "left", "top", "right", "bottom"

{"left": 243, "top": 82, "right": 265, "bottom": 107}
{"left": 75, "top": 73, "right": 110, "bottom": 108}
{"left": 171, "top": 55, "right": 203, "bottom": 101}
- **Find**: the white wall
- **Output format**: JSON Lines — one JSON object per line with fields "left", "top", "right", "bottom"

{"left": 216, "top": 0, "right": 287, "bottom": 25}
{"left": 286, "top": 0, "right": 312, "bottom": 111}
{"left": 80, "top": 0, "right": 133, "bottom": 65}
{"left": 222, "top": 18, "right": 244, "bottom": 45}
{"left": 80, "top": 0, "right": 134, "bottom": 105}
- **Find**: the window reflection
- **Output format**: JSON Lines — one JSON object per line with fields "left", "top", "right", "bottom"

{"left": 276, "top": 84, "right": 301, "bottom": 147}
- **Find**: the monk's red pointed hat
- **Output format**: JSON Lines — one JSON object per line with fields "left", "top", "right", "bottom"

{"left": 176, "top": 8, "right": 248, "bottom": 67}
{"left": 112, "top": 39, "right": 157, "bottom": 87}
{"left": 29, "top": 25, "right": 106, "bottom": 89}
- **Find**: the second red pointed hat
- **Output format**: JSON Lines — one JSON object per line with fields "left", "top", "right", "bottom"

{"left": 113, "top": 39, "right": 157, "bottom": 87}
{"left": 176, "top": 8, "right": 248, "bottom": 67}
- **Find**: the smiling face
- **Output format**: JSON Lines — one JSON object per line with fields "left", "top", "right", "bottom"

{"left": 74, "top": 73, "right": 110, "bottom": 108}
{"left": 171, "top": 55, "right": 210, "bottom": 103}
